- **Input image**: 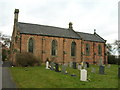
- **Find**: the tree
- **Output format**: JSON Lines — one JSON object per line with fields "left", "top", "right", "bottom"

{"left": 106, "top": 40, "right": 120, "bottom": 64}
{"left": 0, "top": 32, "right": 11, "bottom": 47}
{"left": 0, "top": 32, "right": 11, "bottom": 61}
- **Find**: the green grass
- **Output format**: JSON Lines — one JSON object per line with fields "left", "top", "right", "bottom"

{"left": 9, "top": 64, "right": 118, "bottom": 88}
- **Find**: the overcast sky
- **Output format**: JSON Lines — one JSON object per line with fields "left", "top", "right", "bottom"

{"left": 0, "top": 0, "right": 118, "bottom": 43}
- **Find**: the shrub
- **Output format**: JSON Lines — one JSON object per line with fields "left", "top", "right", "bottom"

{"left": 16, "top": 52, "right": 40, "bottom": 67}
{"left": 108, "top": 55, "right": 118, "bottom": 64}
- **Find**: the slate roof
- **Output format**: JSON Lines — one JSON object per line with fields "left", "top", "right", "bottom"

{"left": 77, "top": 32, "right": 106, "bottom": 42}
{"left": 17, "top": 22, "right": 80, "bottom": 39}
{"left": 16, "top": 22, "right": 106, "bottom": 42}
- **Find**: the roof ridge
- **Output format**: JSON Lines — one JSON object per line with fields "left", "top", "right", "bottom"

{"left": 94, "top": 33, "right": 106, "bottom": 42}
{"left": 76, "top": 31, "right": 94, "bottom": 35}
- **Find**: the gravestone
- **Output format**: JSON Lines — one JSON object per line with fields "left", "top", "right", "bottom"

{"left": 73, "top": 62, "right": 77, "bottom": 69}
{"left": 84, "top": 63, "right": 87, "bottom": 69}
{"left": 107, "top": 64, "right": 111, "bottom": 68}
{"left": 55, "top": 63, "right": 59, "bottom": 72}
{"left": 46, "top": 61, "right": 49, "bottom": 69}
{"left": 98, "top": 57, "right": 103, "bottom": 66}
{"left": 78, "top": 64, "right": 82, "bottom": 70}
{"left": 69, "top": 62, "right": 73, "bottom": 68}
{"left": 80, "top": 69, "right": 87, "bottom": 81}
{"left": 61, "top": 64, "right": 66, "bottom": 74}
{"left": 91, "top": 67, "right": 96, "bottom": 73}
{"left": 50, "top": 62, "right": 55, "bottom": 70}
{"left": 99, "top": 65, "right": 105, "bottom": 74}
{"left": 65, "top": 63, "right": 68, "bottom": 67}
{"left": 86, "top": 62, "right": 89, "bottom": 68}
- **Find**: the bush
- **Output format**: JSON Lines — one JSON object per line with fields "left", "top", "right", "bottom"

{"left": 16, "top": 52, "right": 40, "bottom": 67}
{"left": 108, "top": 55, "right": 118, "bottom": 64}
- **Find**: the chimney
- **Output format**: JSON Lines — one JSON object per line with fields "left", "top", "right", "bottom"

{"left": 14, "top": 9, "right": 19, "bottom": 24}
{"left": 94, "top": 29, "right": 96, "bottom": 34}
{"left": 69, "top": 22, "right": 73, "bottom": 29}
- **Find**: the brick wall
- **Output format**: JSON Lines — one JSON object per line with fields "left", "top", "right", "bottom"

{"left": 19, "top": 34, "right": 107, "bottom": 64}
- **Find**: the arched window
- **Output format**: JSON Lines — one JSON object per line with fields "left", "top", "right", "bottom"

{"left": 71, "top": 41, "right": 76, "bottom": 56}
{"left": 86, "top": 43, "right": 90, "bottom": 56}
{"left": 98, "top": 44, "right": 102, "bottom": 56}
{"left": 28, "top": 38, "right": 34, "bottom": 53}
{"left": 51, "top": 40, "right": 57, "bottom": 56}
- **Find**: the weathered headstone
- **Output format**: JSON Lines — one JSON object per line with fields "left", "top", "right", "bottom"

{"left": 50, "top": 62, "right": 55, "bottom": 70}
{"left": 91, "top": 67, "right": 96, "bottom": 73}
{"left": 73, "top": 62, "right": 77, "bottom": 69}
{"left": 55, "top": 63, "right": 59, "bottom": 72}
{"left": 84, "top": 63, "right": 87, "bottom": 69}
{"left": 65, "top": 63, "right": 68, "bottom": 67}
{"left": 86, "top": 62, "right": 89, "bottom": 68}
{"left": 98, "top": 57, "right": 103, "bottom": 66}
{"left": 78, "top": 64, "right": 82, "bottom": 70}
{"left": 69, "top": 62, "right": 73, "bottom": 68}
{"left": 99, "top": 65, "right": 105, "bottom": 74}
{"left": 107, "top": 64, "right": 111, "bottom": 68}
{"left": 46, "top": 61, "right": 49, "bottom": 69}
{"left": 61, "top": 64, "right": 66, "bottom": 74}
{"left": 80, "top": 69, "right": 87, "bottom": 81}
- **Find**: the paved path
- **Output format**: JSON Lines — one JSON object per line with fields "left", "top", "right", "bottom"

{"left": 2, "top": 61, "right": 17, "bottom": 89}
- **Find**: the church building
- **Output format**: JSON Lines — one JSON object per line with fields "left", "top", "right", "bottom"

{"left": 10, "top": 9, "right": 107, "bottom": 65}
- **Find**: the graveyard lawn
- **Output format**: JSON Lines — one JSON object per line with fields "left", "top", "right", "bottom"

{"left": 9, "top": 64, "right": 118, "bottom": 88}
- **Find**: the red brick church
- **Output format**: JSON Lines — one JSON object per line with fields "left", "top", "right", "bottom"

{"left": 10, "top": 9, "right": 107, "bottom": 65}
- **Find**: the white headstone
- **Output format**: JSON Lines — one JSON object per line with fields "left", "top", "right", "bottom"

{"left": 46, "top": 61, "right": 49, "bottom": 69}
{"left": 80, "top": 69, "right": 87, "bottom": 81}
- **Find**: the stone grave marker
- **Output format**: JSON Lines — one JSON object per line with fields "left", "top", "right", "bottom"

{"left": 84, "top": 63, "right": 87, "bottom": 69}
{"left": 91, "top": 67, "right": 96, "bottom": 73}
{"left": 73, "top": 62, "right": 77, "bottom": 69}
{"left": 69, "top": 62, "right": 73, "bottom": 68}
{"left": 65, "top": 63, "right": 68, "bottom": 67}
{"left": 46, "top": 61, "right": 49, "bottom": 69}
{"left": 99, "top": 65, "right": 105, "bottom": 74}
{"left": 50, "top": 62, "right": 55, "bottom": 70}
{"left": 55, "top": 63, "right": 60, "bottom": 72}
{"left": 78, "top": 64, "right": 82, "bottom": 70}
{"left": 86, "top": 62, "right": 89, "bottom": 68}
{"left": 80, "top": 69, "right": 87, "bottom": 81}
{"left": 98, "top": 57, "right": 103, "bottom": 66}
{"left": 107, "top": 64, "right": 111, "bottom": 68}
{"left": 61, "top": 64, "right": 67, "bottom": 74}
